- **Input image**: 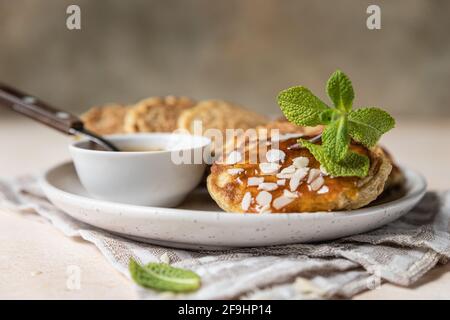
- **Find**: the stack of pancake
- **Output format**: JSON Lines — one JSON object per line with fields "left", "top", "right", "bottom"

{"left": 81, "top": 96, "right": 268, "bottom": 137}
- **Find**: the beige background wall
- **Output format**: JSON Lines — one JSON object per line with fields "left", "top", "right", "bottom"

{"left": 0, "top": 0, "right": 449, "bottom": 118}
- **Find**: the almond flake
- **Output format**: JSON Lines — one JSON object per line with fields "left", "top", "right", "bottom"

{"left": 259, "top": 162, "right": 281, "bottom": 175}
{"left": 226, "top": 151, "right": 242, "bottom": 165}
{"left": 293, "top": 156, "right": 309, "bottom": 168}
{"left": 277, "top": 179, "right": 286, "bottom": 186}
{"left": 258, "top": 183, "right": 278, "bottom": 191}
{"left": 273, "top": 195, "right": 295, "bottom": 210}
{"left": 281, "top": 165, "right": 296, "bottom": 174}
{"left": 320, "top": 165, "right": 329, "bottom": 176}
{"left": 259, "top": 204, "right": 272, "bottom": 214}
{"left": 289, "top": 168, "right": 309, "bottom": 191}
{"left": 266, "top": 149, "right": 286, "bottom": 163}
{"left": 256, "top": 191, "right": 272, "bottom": 207}
{"left": 283, "top": 189, "right": 299, "bottom": 198}
{"left": 277, "top": 172, "right": 293, "bottom": 179}
{"left": 227, "top": 168, "right": 244, "bottom": 175}
{"left": 248, "top": 177, "right": 264, "bottom": 186}
{"left": 241, "top": 192, "right": 252, "bottom": 211}
{"left": 307, "top": 168, "right": 321, "bottom": 184}
{"left": 310, "top": 176, "right": 325, "bottom": 191}
{"left": 276, "top": 165, "right": 296, "bottom": 179}
{"left": 317, "top": 185, "right": 329, "bottom": 194}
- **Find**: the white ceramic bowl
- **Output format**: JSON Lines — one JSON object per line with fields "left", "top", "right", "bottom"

{"left": 69, "top": 133, "right": 211, "bottom": 206}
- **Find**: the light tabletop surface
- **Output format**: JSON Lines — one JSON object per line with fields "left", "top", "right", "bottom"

{"left": 1, "top": 115, "right": 449, "bottom": 299}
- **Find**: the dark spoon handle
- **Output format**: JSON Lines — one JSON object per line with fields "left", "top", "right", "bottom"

{"left": 0, "top": 83, "right": 83, "bottom": 134}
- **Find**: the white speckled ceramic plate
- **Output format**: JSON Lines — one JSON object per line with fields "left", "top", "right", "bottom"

{"left": 39, "top": 162, "right": 426, "bottom": 249}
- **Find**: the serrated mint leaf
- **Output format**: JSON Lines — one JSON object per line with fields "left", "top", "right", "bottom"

{"left": 322, "top": 116, "right": 350, "bottom": 161}
{"left": 278, "top": 86, "right": 329, "bottom": 126}
{"left": 299, "top": 139, "right": 369, "bottom": 177}
{"left": 326, "top": 70, "right": 354, "bottom": 112}
{"left": 129, "top": 258, "right": 201, "bottom": 292}
{"left": 348, "top": 107, "right": 395, "bottom": 148}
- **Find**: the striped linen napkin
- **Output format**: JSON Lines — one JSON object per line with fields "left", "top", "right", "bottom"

{"left": 1, "top": 175, "right": 449, "bottom": 299}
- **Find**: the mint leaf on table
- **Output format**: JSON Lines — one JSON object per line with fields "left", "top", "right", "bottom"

{"left": 348, "top": 107, "right": 396, "bottom": 148}
{"left": 322, "top": 115, "right": 349, "bottom": 161}
{"left": 129, "top": 258, "right": 201, "bottom": 292}
{"left": 326, "top": 70, "right": 355, "bottom": 112}
{"left": 300, "top": 139, "right": 370, "bottom": 178}
{"left": 277, "top": 86, "right": 329, "bottom": 126}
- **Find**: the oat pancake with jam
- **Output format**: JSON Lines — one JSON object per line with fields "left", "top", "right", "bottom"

{"left": 207, "top": 135, "right": 392, "bottom": 213}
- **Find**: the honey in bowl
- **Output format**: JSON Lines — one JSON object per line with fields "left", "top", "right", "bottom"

{"left": 80, "top": 141, "right": 165, "bottom": 152}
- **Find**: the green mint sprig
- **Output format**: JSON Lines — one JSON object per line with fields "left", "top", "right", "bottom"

{"left": 129, "top": 258, "right": 201, "bottom": 292}
{"left": 278, "top": 70, "right": 395, "bottom": 177}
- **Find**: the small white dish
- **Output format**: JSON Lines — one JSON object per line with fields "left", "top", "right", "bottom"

{"left": 70, "top": 133, "right": 210, "bottom": 207}
{"left": 40, "top": 162, "right": 427, "bottom": 249}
